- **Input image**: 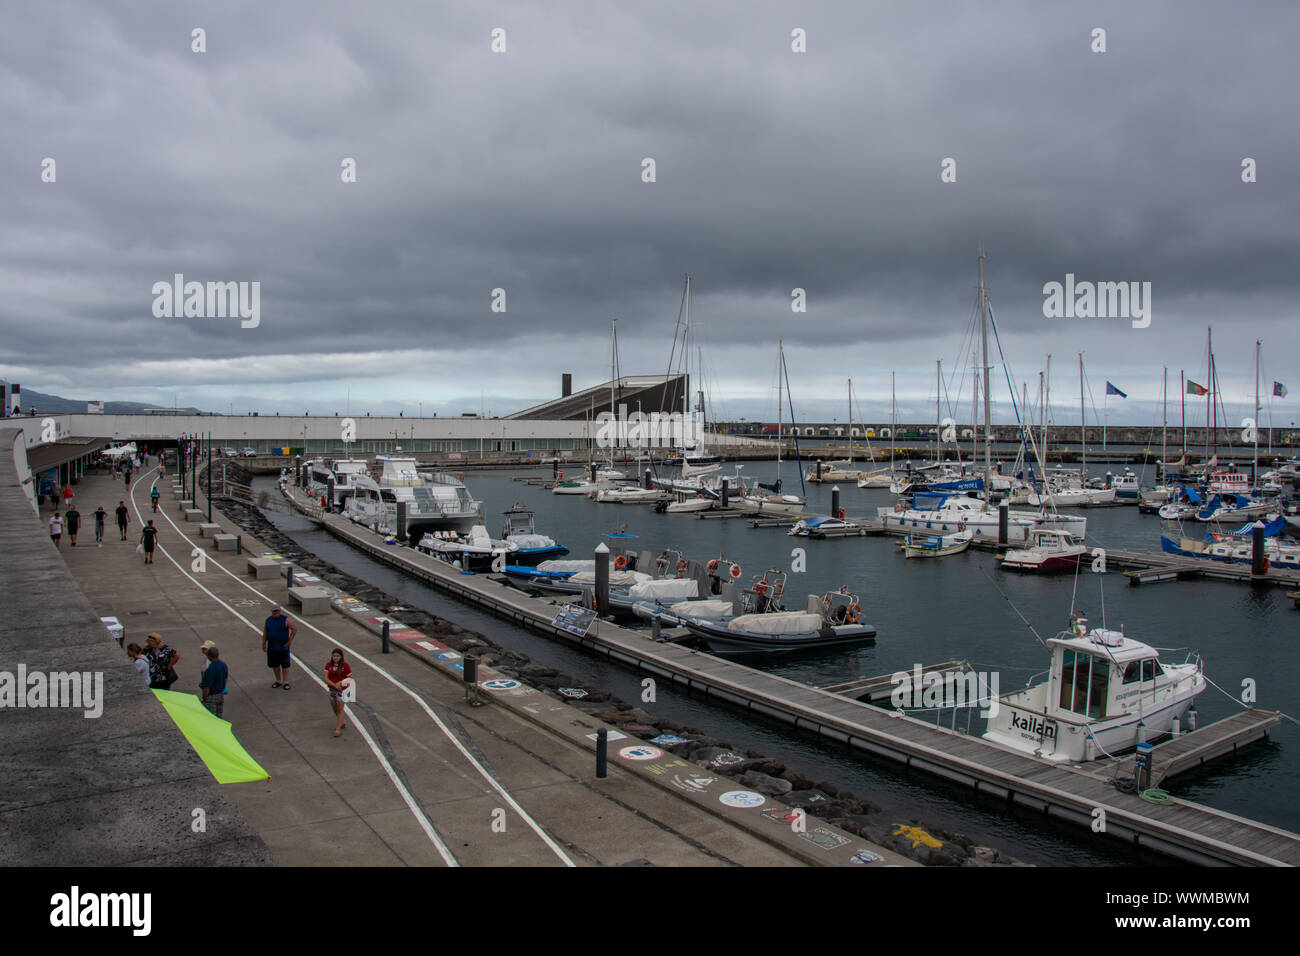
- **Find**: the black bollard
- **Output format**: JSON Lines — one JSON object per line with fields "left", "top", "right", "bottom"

{"left": 552, "top": 460, "right": 558, "bottom": 479}
{"left": 381, "top": 619, "right": 391, "bottom": 653}
{"left": 589, "top": 462, "right": 598, "bottom": 482}
{"left": 236, "top": 534, "right": 242, "bottom": 555}
{"left": 285, "top": 563, "right": 293, "bottom": 589}
{"left": 998, "top": 502, "right": 1009, "bottom": 545}
{"left": 643, "top": 468, "right": 651, "bottom": 490}
{"left": 463, "top": 654, "right": 479, "bottom": 704}
{"left": 396, "top": 501, "right": 407, "bottom": 542}
{"left": 831, "top": 485, "right": 840, "bottom": 520}
{"left": 816, "top": 459, "right": 823, "bottom": 480}
{"left": 594, "top": 542, "right": 610, "bottom": 616}
{"left": 1251, "top": 521, "right": 1267, "bottom": 576}
{"left": 721, "top": 478, "right": 729, "bottom": 508}
{"left": 596, "top": 727, "right": 608, "bottom": 779}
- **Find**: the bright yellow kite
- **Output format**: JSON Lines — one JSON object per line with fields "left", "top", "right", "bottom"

{"left": 152, "top": 689, "right": 269, "bottom": 783}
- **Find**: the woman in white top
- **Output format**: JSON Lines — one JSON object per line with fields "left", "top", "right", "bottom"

{"left": 126, "top": 643, "right": 151, "bottom": 685}
{"left": 49, "top": 512, "right": 64, "bottom": 548}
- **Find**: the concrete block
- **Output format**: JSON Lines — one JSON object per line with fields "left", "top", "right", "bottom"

{"left": 198, "top": 523, "right": 221, "bottom": 536}
{"left": 184, "top": 509, "right": 206, "bottom": 522}
{"left": 178, "top": 499, "right": 193, "bottom": 511}
{"left": 213, "top": 534, "right": 237, "bottom": 551}
{"left": 287, "top": 586, "right": 330, "bottom": 616}
{"left": 247, "top": 557, "right": 282, "bottom": 579}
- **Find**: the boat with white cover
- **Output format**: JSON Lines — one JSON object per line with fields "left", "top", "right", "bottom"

{"left": 998, "top": 528, "right": 1088, "bottom": 573}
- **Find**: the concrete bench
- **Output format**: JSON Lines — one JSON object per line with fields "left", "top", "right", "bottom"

{"left": 178, "top": 499, "right": 193, "bottom": 512}
{"left": 247, "top": 557, "right": 283, "bottom": 579}
{"left": 213, "top": 534, "right": 238, "bottom": 551}
{"left": 184, "top": 509, "right": 206, "bottom": 522}
{"left": 198, "top": 523, "right": 222, "bottom": 536}
{"left": 287, "top": 586, "right": 330, "bottom": 616}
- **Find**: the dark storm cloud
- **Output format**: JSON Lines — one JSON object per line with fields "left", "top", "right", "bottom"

{"left": 2, "top": 0, "right": 1297, "bottom": 422}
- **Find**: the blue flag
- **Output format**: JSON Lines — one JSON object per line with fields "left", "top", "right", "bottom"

{"left": 1275, "top": 381, "right": 1288, "bottom": 398}
{"left": 1105, "top": 382, "right": 1127, "bottom": 398}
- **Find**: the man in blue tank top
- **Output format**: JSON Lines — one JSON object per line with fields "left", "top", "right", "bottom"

{"left": 262, "top": 605, "right": 297, "bottom": 689}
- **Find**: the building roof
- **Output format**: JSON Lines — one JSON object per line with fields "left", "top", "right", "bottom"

{"left": 25, "top": 437, "right": 110, "bottom": 473}
{"left": 506, "top": 374, "right": 690, "bottom": 421}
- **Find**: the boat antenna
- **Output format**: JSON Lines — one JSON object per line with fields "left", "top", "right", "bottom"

{"left": 979, "top": 568, "right": 1047, "bottom": 648}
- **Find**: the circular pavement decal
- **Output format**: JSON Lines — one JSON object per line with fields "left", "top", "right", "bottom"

{"left": 618, "top": 745, "right": 664, "bottom": 761}
{"left": 718, "top": 790, "right": 766, "bottom": 809}
{"left": 481, "top": 678, "right": 521, "bottom": 691}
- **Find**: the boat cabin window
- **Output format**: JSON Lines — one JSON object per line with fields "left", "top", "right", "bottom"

{"left": 1057, "top": 650, "right": 1109, "bottom": 719}
{"left": 1123, "top": 661, "right": 1142, "bottom": 684}
{"left": 1141, "top": 658, "right": 1163, "bottom": 682}
{"left": 380, "top": 490, "right": 397, "bottom": 503}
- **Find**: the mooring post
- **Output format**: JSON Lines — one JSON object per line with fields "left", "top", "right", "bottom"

{"left": 998, "top": 502, "right": 1009, "bottom": 545}
{"left": 721, "top": 478, "right": 729, "bottom": 508}
{"left": 381, "top": 619, "right": 390, "bottom": 654}
{"left": 594, "top": 542, "right": 610, "bottom": 616}
{"left": 285, "top": 563, "right": 293, "bottom": 589}
{"left": 831, "top": 485, "right": 841, "bottom": 519}
{"left": 596, "top": 727, "right": 608, "bottom": 779}
{"left": 396, "top": 501, "right": 407, "bottom": 542}
{"left": 1251, "top": 520, "right": 1267, "bottom": 577}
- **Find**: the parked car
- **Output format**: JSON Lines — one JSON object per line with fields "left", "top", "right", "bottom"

{"left": 240, "top": 447, "right": 258, "bottom": 457}
{"left": 221, "top": 447, "right": 238, "bottom": 457}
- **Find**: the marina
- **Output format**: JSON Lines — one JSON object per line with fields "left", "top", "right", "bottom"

{"left": 271, "top": 474, "right": 1300, "bottom": 865}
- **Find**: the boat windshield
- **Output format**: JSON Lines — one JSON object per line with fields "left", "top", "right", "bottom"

{"left": 1058, "top": 650, "right": 1110, "bottom": 720}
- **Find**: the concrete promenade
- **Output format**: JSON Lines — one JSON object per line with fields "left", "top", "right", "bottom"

{"left": 0, "top": 428, "right": 272, "bottom": 866}
{"left": 40, "top": 464, "right": 907, "bottom": 866}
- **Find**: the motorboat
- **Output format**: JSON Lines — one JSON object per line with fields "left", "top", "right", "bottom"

{"left": 680, "top": 588, "right": 874, "bottom": 653}
{"left": 1206, "top": 471, "right": 1251, "bottom": 495}
{"left": 982, "top": 614, "right": 1205, "bottom": 762}
{"left": 306, "top": 458, "right": 370, "bottom": 509}
{"left": 416, "top": 526, "right": 517, "bottom": 572}
{"left": 1157, "top": 484, "right": 1203, "bottom": 520}
{"left": 788, "top": 515, "right": 864, "bottom": 537}
{"left": 341, "top": 457, "right": 481, "bottom": 537}
{"left": 1160, "top": 522, "right": 1300, "bottom": 570}
{"left": 552, "top": 478, "right": 598, "bottom": 495}
{"left": 878, "top": 495, "right": 1086, "bottom": 544}
{"left": 1193, "top": 493, "right": 1272, "bottom": 523}
{"left": 900, "top": 529, "right": 973, "bottom": 558}
{"left": 998, "top": 529, "right": 1087, "bottom": 572}
{"left": 655, "top": 491, "right": 716, "bottom": 513}
{"left": 1111, "top": 469, "right": 1142, "bottom": 501}
{"left": 499, "top": 506, "right": 568, "bottom": 565}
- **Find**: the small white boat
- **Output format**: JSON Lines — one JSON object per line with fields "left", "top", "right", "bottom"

{"left": 552, "top": 479, "right": 597, "bottom": 495}
{"left": 788, "top": 515, "right": 861, "bottom": 537}
{"left": 901, "top": 529, "right": 973, "bottom": 558}
{"left": 416, "top": 525, "right": 516, "bottom": 571}
{"left": 983, "top": 615, "right": 1205, "bottom": 763}
{"left": 998, "top": 529, "right": 1088, "bottom": 573}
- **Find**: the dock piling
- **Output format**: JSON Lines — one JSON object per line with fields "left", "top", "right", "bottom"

{"left": 831, "top": 485, "right": 840, "bottom": 518}
{"left": 721, "top": 479, "right": 729, "bottom": 508}
{"left": 594, "top": 543, "right": 610, "bottom": 616}
{"left": 1252, "top": 521, "right": 1267, "bottom": 577}
{"left": 396, "top": 502, "right": 407, "bottom": 542}
{"left": 381, "top": 619, "right": 390, "bottom": 654}
{"left": 998, "top": 502, "right": 1009, "bottom": 545}
{"left": 596, "top": 727, "right": 608, "bottom": 778}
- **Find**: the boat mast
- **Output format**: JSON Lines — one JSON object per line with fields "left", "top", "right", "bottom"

{"left": 776, "top": 339, "right": 783, "bottom": 486}
{"left": 1037, "top": 371, "right": 1044, "bottom": 486}
{"left": 1180, "top": 370, "right": 1186, "bottom": 459}
{"left": 890, "top": 372, "right": 896, "bottom": 475}
{"left": 935, "top": 359, "right": 941, "bottom": 464}
{"left": 1079, "top": 352, "right": 1086, "bottom": 480}
{"left": 847, "top": 377, "right": 853, "bottom": 466}
{"left": 1043, "top": 354, "right": 1051, "bottom": 465}
{"left": 1161, "top": 366, "right": 1168, "bottom": 480}
{"left": 610, "top": 318, "right": 618, "bottom": 467}
{"left": 1205, "top": 326, "right": 1213, "bottom": 461}
{"left": 979, "top": 251, "right": 992, "bottom": 501}
{"left": 1254, "top": 339, "right": 1261, "bottom": 483}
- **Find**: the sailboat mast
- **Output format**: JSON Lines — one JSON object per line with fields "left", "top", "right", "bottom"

{"left": 1043, "top": 354, "right": 1051, "bottom": 464}
{"left": 776, "top": 340, "right": 783, "bottom": 481}
{"left": 935, "top": 359, "right": 941, "bottom": 464}
{"left": 1205, "top": 326, "right": 1213, "bottom": 460}
{"left": 1079, "top": 352, "right": 1086, "bottom": 479}
{"left": 847, "top": 378, "right": 853, "bottom": 466}
{"left": 1161, "top": 366, "right": 1168, "bottom": 478}
{"left": 890, "top": 372, "right": 896, "bottom": 474}
{"left": 1254, "top": 339, "right": 1261, "bottom": 482}
{"left": 1180, "top": 370, "right": 1186, "bottom": 459}
{"left": 979, "top": 252, "right": 992, "bottom": 500}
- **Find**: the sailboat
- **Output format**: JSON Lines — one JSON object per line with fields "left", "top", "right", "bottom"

{"left": 808, "top": 379, "right": 865, "bottom": 483}
{"left": 1026, "top": 354, "right": 1114, "bottom": 506}
{"left": 857, "top": 372, "right": 898, "bottom": 488}
{"left": 734, "top": 341, "right": 806, "bottom": 516}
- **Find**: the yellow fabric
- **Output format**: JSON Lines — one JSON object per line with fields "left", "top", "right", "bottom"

{"left": 151, "top": 689, "right": 269, "bottom": 783}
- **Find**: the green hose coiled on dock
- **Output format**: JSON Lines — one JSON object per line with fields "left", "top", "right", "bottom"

{"left": 1140, "top": 788, "right": 1174, "bottom": 805}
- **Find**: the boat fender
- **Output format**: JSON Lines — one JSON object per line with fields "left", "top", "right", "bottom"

{"left": 729, "top": 563, "right": 742, "bottom": 579}
{"left": 614, "top": 554, "right": 627, "bottom": 570}
{"left": 838, "top": 508, "right": 846, "bottom": 520}
{"left": 846, "top": 603, "right": 861, "bottom": 624}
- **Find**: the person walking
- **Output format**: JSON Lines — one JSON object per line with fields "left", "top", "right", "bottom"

{"left": 143, "top": 633, "right": 179, "bottom": 690}
{"left": 140, "top": 519, "right": 158, "bottom": 564}
{"left": 115, "top": 501, "right": 129, "bottom": 540}
{"left": 93, "top": 505, "right": 106, "bottom": 544}
{"left": 324, "top": 648, "right": 353, "bottom": 737}
{"left": 65, "top": 505, "right": 81, "bottom": 547}
{"left": 48, "top": 511, "right": 63, "bottom": 548}
{"left": 262, "top": 605, "right": 296, "bottom": 689}
{"left": 150, "top": 485, "right": 160, "bottom": 511}
{"left": 199, "top": 646, "right": 228, "bottom": 718}
{"left": 62, "top": 484, "right": 73, "bottom": 509}
{"left": 124, "top": 467, "right": 132, "bottom": 488}
{"left": 126, "top": 643, "right": 151, "bottom": 685}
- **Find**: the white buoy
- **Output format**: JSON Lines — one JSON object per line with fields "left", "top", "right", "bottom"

{"left": 1171, "top": 714, "right": 1181, "bottom": 737}
{"left": 1188, "top": 705, "right": 1198, "bottom": 732}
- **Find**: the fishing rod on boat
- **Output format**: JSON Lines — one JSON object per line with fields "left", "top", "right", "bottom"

{"left": 977, "top": 567, "right": 1047, "bottom": 648}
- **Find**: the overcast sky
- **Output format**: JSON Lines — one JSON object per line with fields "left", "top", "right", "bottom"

{"left": 3, "top": 1, "right": 1298, "bottom": 429}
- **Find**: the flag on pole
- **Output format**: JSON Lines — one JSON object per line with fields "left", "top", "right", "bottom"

{"left": 1186, "top": 380, "right": 1209, "bottom": 396}
{"left": 1274, "top": 381, "right": 1288, "bottom": 398}
{"left": 1105, "top": 382, "right": 1127, "bottom": 398}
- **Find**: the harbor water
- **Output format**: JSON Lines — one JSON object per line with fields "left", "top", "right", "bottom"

{"left": 255, "top": 469, "right": 1299, "bottom": 865}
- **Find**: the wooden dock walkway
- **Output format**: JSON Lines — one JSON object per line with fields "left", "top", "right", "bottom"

{"left": 819, "top": 661, "right": 972, "bottom": 703}
{"left": 280, "top": 484, "right": 1300, "bottom": 866}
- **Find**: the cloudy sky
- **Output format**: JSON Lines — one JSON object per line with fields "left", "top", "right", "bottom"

{"left": 3, "top": 1, "right": 1298, "bottom": 429}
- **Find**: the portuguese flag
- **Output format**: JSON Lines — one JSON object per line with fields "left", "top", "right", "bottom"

{"left": 1186, "top": 380, "right": 1209, "bottom": 396}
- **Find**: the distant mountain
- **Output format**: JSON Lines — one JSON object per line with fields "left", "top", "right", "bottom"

{"left": 9, "top": 388, "right": 205, "bottom": 415}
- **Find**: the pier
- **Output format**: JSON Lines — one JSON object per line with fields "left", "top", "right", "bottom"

{"left": 280, "top": 482, "right": 1300, "bottom": 866}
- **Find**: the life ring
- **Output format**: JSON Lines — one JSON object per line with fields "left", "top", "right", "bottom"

{"left": 676, "top": 558, "right": 688, "bottom": 576}
{"left": 707, "top": 559, "right": 720, "bottom": 574}
{"left": 614, "top": 554, "right": 627, "bottom": 570}
{"left": 846, "top": 603, "right": 861, "bottom": 624}
{"left": 894, "top": 502, "right": 904, "bottom": 512}
{"left": 729, "top": 563, "right": 742, "bottom": 579}
{"left": 957, "top": 520, "right": 966, "bottom": 531}
{"left": 755, "top": 581, "right": 769, "bottom": 595}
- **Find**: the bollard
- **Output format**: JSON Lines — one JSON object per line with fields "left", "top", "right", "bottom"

{"left": 816, "top": 459, "right": 823, "bottom": 480}
{"left": 831, "top": 485, "right": 840, "bottom": 520}
{"left": 643, "top": 468, "right": 651, "bottom": 490}
{"left": 651, "top": 617, "right": 661, "bottom": 641}
{"left": 326, "top": 477, "right": 335, "bottom": 512}
{"left": 381, "top": 619, "right": 390, "bottom": 654}
{"left": 720, "top": 478, "right": 729, "bottom": 508}
{"left": 285, "top": 563, "right": 293, "bottom": 588}
{"left": 998, "top": 502, "right": 1009, "bottom": 546}
{"left": 594, "top": 542, "right": 610, "bottom": 616}
{"left": 463, "top": 654, "right": 480, "bottom": 705}
{"left": 1251, "top": 521, "right": 1267, "bottom": 576}
{"left": 236, "top": 534, "right": 242, "bottom": 555}
{"left": 589, "top": 462, "right": 597, "bottom": 482}
{"left": 396, "top": 502, "right": 407, "bottom": 542}
{"left": 596, "top": 727, "right": 608, "bottom": 779}
{"left": 552, "top": 460, "right": 558, "bottom": 479}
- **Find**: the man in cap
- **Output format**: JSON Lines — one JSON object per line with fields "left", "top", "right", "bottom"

{"left": 262, "top": 605, "right": 296, "bottom": 689}
{"left": 199, "top": 645, "right": 228, "bottom": 718}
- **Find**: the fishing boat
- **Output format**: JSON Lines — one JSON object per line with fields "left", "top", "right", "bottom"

{"left": 982, "top": 614, "right": 1205, "bottom": 762}
{"left": 499, "top": 505, "right": 568, "bottom": 565}
{"left": 997, "top": 529, "right": 1087, "bottom": 573}
{"left": 901, "top": 529, "right": 973, "bottom": 558}
{"left": 680, "top": 588, "right": 874, "bottom": 653}
{"left": 305, "top": 458, "right": 371, "bottom": 509}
